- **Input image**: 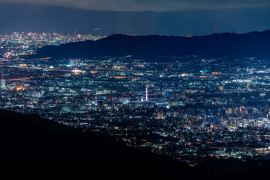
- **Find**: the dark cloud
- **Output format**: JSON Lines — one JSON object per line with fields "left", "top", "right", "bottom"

{"left": 0, "top": 0, "right": 270, "bottom": 11}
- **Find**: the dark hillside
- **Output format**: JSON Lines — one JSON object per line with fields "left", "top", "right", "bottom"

{"left": 0, "top": 109, "right": 207, "bottom": 179}
{"left": 2, "top": 109, "right": 270, "bottom": 179}
{"left": 29, "top": 30, "right": 270, "bottom": 59}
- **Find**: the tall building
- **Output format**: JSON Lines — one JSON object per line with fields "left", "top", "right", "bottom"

{"left": 145, "top": 86, "right": 149, "bottom": 102}
{"left": 1, "top": 72, "right": 6, "bottom": 89}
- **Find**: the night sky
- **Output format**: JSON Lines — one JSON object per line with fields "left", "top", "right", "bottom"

{"left": 0, "top": 0, "right": 269, "bottom": 36}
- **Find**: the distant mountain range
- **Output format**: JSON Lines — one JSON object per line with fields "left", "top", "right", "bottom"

{"left": 29, "top": 30, "right": 270, "bottom": 59}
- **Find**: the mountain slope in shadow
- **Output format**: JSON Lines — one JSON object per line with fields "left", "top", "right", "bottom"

{"left": 29, "top": 30, "right": 270, "bottom": 59}
{"left": 2, "top": 109, "right": 270, "bottom": 179}
{"left": 0, "top": 109, "right": 207, "bottom": 179}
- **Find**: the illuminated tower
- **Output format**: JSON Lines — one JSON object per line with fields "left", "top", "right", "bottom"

{"left": 1, "top": 71, "right": 6, "bottom": 89}
{"left": 145, "top": 86, "right": 149, "bottom": 102}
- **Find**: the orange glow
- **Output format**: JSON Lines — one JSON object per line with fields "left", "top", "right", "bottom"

{"left": 109, "top": 76, "right": 127, "bottom": 79}
{"left": 16, "top": 87, "right": 26, "bottom": 91}
{"left": 200, "top": 76, "right": 208, "bottom": 79}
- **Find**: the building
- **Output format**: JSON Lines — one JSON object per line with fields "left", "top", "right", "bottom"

{"left": 1, "top": 72, "right": 6, "bottom": 89}
{"left": 62, "top": 106, "right": 71, "bottom": 112}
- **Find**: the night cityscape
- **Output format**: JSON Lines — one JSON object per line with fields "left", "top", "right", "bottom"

{"left": 1, "top": 0, "right": 270, "bottom": 179}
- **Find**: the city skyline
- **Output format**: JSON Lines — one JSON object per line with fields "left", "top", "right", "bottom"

{"left": 2, "top": 0, "right": 270, "bottom": 178}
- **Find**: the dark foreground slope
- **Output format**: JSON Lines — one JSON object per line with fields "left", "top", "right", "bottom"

{"left": 2, "top": 109, "right": 270, "bottom": 179}
{"left": 0, "top": 109, "right": 208, "bottom": 179}
{"left": 30, "top": 31, "right": 270, "bottom": 59}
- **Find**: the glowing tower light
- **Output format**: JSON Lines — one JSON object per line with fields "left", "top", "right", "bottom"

{"left": 145, "top": 86, "right": 149, "bottom": 102}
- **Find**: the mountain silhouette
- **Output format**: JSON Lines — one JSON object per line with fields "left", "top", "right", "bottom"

{"left": 0, "top": 109, "right": 206, "bottom": 179}
{"left": 29, "top": 30, "right": 270, "bottom": 59}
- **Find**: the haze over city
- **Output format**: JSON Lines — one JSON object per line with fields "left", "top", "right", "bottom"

{"left": 0, "top": 1, "right": 269, "bottom": 35}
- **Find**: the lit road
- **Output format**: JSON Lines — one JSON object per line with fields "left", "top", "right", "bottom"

{"left": 6, "top": 74, "right": 64, "bottom": 81}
